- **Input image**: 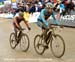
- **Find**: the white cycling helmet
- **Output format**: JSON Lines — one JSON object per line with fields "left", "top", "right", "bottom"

{"left": 45, "top": 2, "right": 53, "bottom": 9}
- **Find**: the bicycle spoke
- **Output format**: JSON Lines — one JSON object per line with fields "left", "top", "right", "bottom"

{"left": 51, "top": 34, "right": 65, "bottom": 58}
{"left": 34, "top": 35, "right": 45, "bottom": 55}
{"left": 20, "top": 34, "right": 29, "bottom": 52}
{"left": 10, "top": 33, "right": 17, "bottom": 49}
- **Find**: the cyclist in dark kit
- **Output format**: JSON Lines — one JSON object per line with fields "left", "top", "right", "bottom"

{"left": 13, "top": 11, "right": 31, "bottom": 38}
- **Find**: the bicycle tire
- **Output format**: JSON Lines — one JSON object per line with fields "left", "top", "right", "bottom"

{"left": 9, "top": 33, "right": 17, "bottom": 49}
{"left": 34, "top": 34, "right": 45, "bottom": 55}
{"left": 50, "top": 34, "right": 65, "bottom": 58}
{"left": 20, "top": 33, "right": 30, "bottom": 52}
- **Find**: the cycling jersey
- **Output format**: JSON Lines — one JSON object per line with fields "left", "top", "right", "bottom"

{"left": 13, "top": 17, "right": 25, "bottom": 29}
{"left": 37, "top": 9, "right": 59, "bottom": 27}
{"left": 15, "top": 17, "right": 25, "bottom": 24}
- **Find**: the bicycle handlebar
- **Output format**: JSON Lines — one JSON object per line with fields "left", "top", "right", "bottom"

{"left": 19, "top": 28, "right": 25, "bottom": 31}
{"left": 49, "top": 24, "right": 57, "bottom": 29}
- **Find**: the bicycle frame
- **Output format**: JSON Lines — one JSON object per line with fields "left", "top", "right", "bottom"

{"left": 45, "top": 26, "right": 56, "bottom": 45}
{"left": 16, "top": 30, "right": 23, "bottom": 44}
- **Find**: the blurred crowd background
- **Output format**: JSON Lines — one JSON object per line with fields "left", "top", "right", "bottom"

{"left": 0, "top": 0, "right": 75, "bottom": 15}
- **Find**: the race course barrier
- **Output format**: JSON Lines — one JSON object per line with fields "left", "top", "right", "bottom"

{"left": 0, "top": 12, "right": 75, "bottom": 27}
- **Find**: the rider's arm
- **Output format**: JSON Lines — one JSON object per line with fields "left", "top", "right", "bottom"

{"left": 23, "top": 19, "right": 31, "bottom": 30}
{"left": 40, "top": 9, "right": 49, "bottom": 27}
{"left": 52, "top": 12, "right": 60, "bottom": 25}
{"left": 13, "top": 17, "right": 20, "bottom": 28}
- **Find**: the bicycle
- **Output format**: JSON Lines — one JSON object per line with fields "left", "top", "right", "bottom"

{"left": 34, "top": 25, "right": 65, "bottom": 58}
{"left": 9, "top": 28, "right": 30, "bottom": 52}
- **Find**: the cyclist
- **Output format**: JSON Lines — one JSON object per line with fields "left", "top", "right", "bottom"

{"left": 56, "top": 0, "right": 66, "bottom": 20}
{"left": 37, "top": 2, "right": 60, "bottom": 47}
{"left": 13, "top": 11, "right": 31, "bottom": 38}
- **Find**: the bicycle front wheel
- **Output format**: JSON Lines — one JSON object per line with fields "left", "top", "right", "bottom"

{"left": 34, "top": 34, "right": 45, "bottom": 55}
{"left": 50, "top": 34, "right": 65, "bottom": 58}
{"left": 20, "top": 33, "right": 30, "bottom": 52}
{"left": 9, "top": 33, "right": 17, "bottom": 49}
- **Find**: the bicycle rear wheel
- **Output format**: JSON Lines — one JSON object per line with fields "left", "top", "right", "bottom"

{"left": 9, "top": 33, "right": 17, "bottom": 49}
{"left": 20, "top": 33, "right": 30, "bottom": 52}
{"left": 50, "top": 34, "right": 65, "bottom": 58}
{"left": 34, "top": 34, "right": 45, "bottom": 55}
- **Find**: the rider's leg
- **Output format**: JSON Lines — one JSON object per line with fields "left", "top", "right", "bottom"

{"left": 37, "top": 21, "right": 46, "bottom": 37}
{"left": 17, "top": 26, "right": 22, "bottom": 38}
{"left": 37, "top": 21, "right": 47, "bottom": 41}
{"left": 40, "top": 22, "right": 49, "bottom": 38}
{"left": 13, "top": 25, "right": 17, "bottom": 39}
{"left": 41, "top": 24, "right": 49, "bottom": 48}
{"left": 37, "top": 21, "right": 48, "bottom": 48}
{"left": 18, "top": 31, "right": 22, "bottom": 38}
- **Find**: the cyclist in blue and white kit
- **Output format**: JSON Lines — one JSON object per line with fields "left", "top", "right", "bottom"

{"left": 37, "top": 2, "right": 60, "bottom": 47}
